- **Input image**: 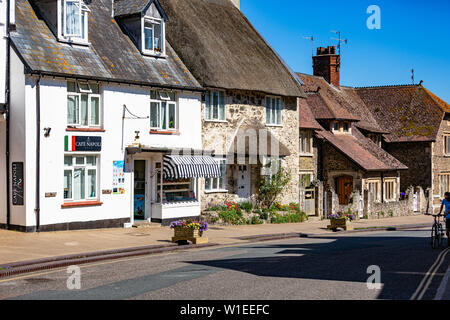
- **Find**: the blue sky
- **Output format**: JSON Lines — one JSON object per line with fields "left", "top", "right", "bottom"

{"left": 241, "top": 0, "right": 450, "bottom": 102}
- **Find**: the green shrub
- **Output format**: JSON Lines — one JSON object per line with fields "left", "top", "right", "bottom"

{"left": 219, "top": 211, "right": 245, "bottom": 225}
{"left": 270, "top": 212, "right": 308, "bottom": 224}
{"left": 239, "top": 201, "right": 253, "bottom": 213}
{"left": 250, "top": 215, "right": 263, "bottom": 225}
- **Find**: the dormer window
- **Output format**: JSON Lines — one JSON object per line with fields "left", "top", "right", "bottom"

{"left": 143, "top": 17, "right": 164, "bottom": 55}
{"left": 58, "top": 0, "right": 90, "bottom": 44}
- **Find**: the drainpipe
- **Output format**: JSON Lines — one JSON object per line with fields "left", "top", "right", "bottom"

{"left": 34, "top": 76, "right": 41, "bottom": 231}
{"left": 5, "top": 0, "right": 11, "bottom": 229}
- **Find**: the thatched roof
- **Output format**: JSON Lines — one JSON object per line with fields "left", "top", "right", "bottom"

{"left": 159, "top": 0, "right": 305, "bottom": 97}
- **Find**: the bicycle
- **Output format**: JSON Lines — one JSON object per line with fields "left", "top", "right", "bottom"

{"left": 427, "top": 214, "right": 445, "bottom": 249}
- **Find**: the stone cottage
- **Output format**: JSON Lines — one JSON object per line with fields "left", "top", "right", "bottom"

{"left": 159, "top": 0, "right": 306, "bottom": 208}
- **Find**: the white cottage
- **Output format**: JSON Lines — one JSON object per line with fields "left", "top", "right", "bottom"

{"left": 0, "top": 0, "right": 220, "bottom": 231}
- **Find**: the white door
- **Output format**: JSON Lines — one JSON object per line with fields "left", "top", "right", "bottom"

{"left": 237, "top": 165, "right": 251, "bottom": 200}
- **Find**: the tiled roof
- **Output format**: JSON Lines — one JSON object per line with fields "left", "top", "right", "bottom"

{"left": 354, "top": 85, "right": 445, "bottom": 142}
{"left": 316, "top": 126, "right": 407, "bottom": 171}
{"left": 298, "top": 98, "right": 321, "bottom": 130}
{"left": 10, "top": 0, "right": 201, "bottom": 90}
{"left": 158, "top": 0, "right": 305, "bottom": 97}
{"left": 297, "top": 73, "right": 359, "bottom": 121}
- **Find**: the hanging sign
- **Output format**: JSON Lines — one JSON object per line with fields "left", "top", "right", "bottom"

{"left": 12, "top": 162, "right": 24, "bottom": 206}
{"left": 65, "top": 136, "right": 102, "bottom": 152}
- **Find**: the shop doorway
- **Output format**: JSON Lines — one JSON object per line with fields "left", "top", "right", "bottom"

{"left": 336, "top": 175, "right": 353, "bottom": 205}
{"left": 134, "top": 160, "right": 147, "bottom": 220}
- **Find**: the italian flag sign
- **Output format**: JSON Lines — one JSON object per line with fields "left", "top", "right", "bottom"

{"left": 64, "top": 136, "right": 76, "bottom": 152}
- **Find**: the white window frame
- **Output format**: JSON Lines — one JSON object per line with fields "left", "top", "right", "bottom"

{"left": 58, "top": 0, "right": 90, "bottom": 45}
{"left": 265, "top": 96, "right": 282, "bottom": 126}
{"left": 444, "top": 134, "right": 450, "bottom": 156}
{"left": 367, "top": 179, "right": 382, "bottom": 202}
{"left": 300, "top": 130, "right": 313, "bottom": 155}
{"left": 205, "top": 90, "right": 226, "bottom": 122}
{"left": 440, "top": 173, "right": 450, "bottom": 197}
{"left": 204, "top": 159, "right": 227, "bottom": 193}
{"left": 150, "top": 90, "right": 177, "bottom": 131}
{"left": 141, "top": 17, "right": 165, "bottom": 56}
{"left": 64, "top": 155, "right": 99, "bottom": 202}
{"left": 383, "top": 178, "right": 397, "bottom": 202}
{"left": 67, "top": 81, "right": 102, "bottom": 128}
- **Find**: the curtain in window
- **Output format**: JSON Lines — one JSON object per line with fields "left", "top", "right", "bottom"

{"left": 168, "top": 103, "right": 176, "bottom": 129}
{"left": 67, "top": 95, "right": 79, "bottom": 125}
{"left": 80, "top": 94, "right": 88, "bottom": 126}
{"left": 150, "top": 102, "right": 160, "bottom": 128}
{"left": 144, "top": 23, "right": 153, "bottom": 50}
{"left": 90, "top": 96, "right": 99, "bottom": 125}
{"left": 88, "top": 169, "right": 96, "bottom": 198}
{"left": 65, "top": 1, "right": 81, "bottom": 36}
{"left": 154, "top": 22, "right": 162, "bottom": 51}
{"left": 64, "top": 170, "right": 72, "bottom": 199}
{"left": 161, "top": 102, "right": 167, "bottom": 129}
{"left": 74, "top": 168, "right": 85, "bottom": 200}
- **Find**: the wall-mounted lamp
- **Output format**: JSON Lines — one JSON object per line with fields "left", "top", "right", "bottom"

{"left": 44, "top": 127, "right": 51, "bottom": 137}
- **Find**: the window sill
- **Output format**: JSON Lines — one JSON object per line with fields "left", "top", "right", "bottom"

{"left": 58, "top": 37, "right": 90, "bottom": 47}
{"left": 142, "top": 51, "right": 167, "bottom": 59}
{"left": 204, "top": 119, "right": 228, "bottom": 124}
{"left": 299, "top": 153, "right": 314, "bottom": 157}
{"left": 150, "top": 130, "right": 180, "bottom": 135}
{"left": 61, "top": 201, "right": 103, "bottom": 208}
{"left": 66, "top": 127, "right": 105, "bottom": 132}
{"left": 205, "top": 190, "right": 229, "bottom": 194}
{"left": 266, "top": 124, "right": 283, "bottom": 128}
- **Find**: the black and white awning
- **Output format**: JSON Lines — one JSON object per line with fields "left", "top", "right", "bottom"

{"left": 163, "top": 155, "right": 221, "bottom": 179}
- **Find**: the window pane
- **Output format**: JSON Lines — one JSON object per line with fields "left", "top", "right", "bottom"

{"left": 90, "top": 96, "right": 100, "bottom": 125}
{"left": 161, "top": 102, "right": 167, "bottom": 130}
{"left": 88, "top": 169, "right": 96, "bottom": 198}
{"left": 80, "top": 94, "right": 88, "bottom": 126}
{"left": 150, "top": 90, "right": 157, "bottom": 100}
{"left": 76, "top": 157, "right": 84, "bottom": 165}
{"left": 266, "top": 98, "right": 271, "bottom": 124}
{"left": 64, "top": 170, "right": 72, "bottom": 199}
{"left": 90, "top": 83, "right": 99, "bottom": 94}
{"left": 271, "top": 99, "right": 276, "bottom": 124}
{"left": 144, "top": 23, "right": 153, "bottom": 50}
{"left": 220, "top": 161, "right": 226, "bottom": 189}
{"left": 212, "top": 178, "right": 218, "bottom": 190}
{"left": 67, "top": 95, "right": 79, "bottom": 125}
{"left": 212, "top": 91, "right": 219, "bottom": 119}
{"left": 65, "top": 1, "right": 81, "bottom": 36}
{"left": 86, "top": 156, "right": 96, "bottom": 166}
{"left": 74, "top": 168, "right": 85, "bottom": 200}
{"left": 150, "top": 102, "right": 160, "bottom": 128}
{"left": 168, "top": 92, "right": 175, "bottom": 101}
{"left": 67, "top": 81, "right": 76, "bottom": 93}
{"left": 64, "top": 156, "right": 73, "bottom": 166}
{"left": 276, "top": 98, "right": 281, "bottom": 125}
{"left": 168, "top": 103, "right": 176, "bottom": 129}
{"left": 205, "top": 92, "right": 211, "bottom": 120}
{"left": 154, "top": 21, "right": 162, "bottom": 52}
{"left": 219, "top": 92, "right": 225, "bottom": 120}
{"left": 205, "top": 178, "right": 211, "bottom": 191}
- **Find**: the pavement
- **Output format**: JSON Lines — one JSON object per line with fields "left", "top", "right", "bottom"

{"left": 0, "top": 214, "right": 435, "bottom": 265}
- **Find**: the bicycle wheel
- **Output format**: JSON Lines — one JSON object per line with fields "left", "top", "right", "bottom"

{"left": 432, "top": 224, "right": 440, "bottom": 249}
{"left": 438, "top": 224, "right": 445, "bottom": 247}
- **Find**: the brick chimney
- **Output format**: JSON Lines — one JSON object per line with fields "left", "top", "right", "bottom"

{"left": 230, "top": 0, "right": 240, "bottom": 9}
{"left": 313, "top": 46, "right": 340, "bottom": 88}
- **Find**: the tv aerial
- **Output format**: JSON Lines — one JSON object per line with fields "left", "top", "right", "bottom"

{"left": 331, "top": 31, "right": 348, "bottom": 55}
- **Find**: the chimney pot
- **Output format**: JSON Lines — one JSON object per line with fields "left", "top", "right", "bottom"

{"left": 312, "top": 45, "right": 340, "bottom": 87}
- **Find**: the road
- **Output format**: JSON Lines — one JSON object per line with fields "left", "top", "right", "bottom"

{"left": 0, "top": 228, "right": 449, "bottom": 300}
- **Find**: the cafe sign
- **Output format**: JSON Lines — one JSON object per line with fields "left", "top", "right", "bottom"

{"left": 65, "top": 136, "right": 102, "bottom": 152}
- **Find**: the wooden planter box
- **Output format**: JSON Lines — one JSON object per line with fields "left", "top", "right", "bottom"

{"left": 327, "top": 218, "right": 354, "bottom": 231}
{"left": 172, "top": 227, "right": 208, "bottom": 244}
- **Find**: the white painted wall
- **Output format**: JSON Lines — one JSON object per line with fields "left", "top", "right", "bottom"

{"left": 0, "top": 119, "right": 6, "bottom": 225}
{"left": 11, "top": 75, "right": 202, "bottom": 228}
{"left": 0, "top": 0, "right": 7, "bottom": 105}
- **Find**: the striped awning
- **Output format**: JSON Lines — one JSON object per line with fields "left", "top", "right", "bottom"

{"left": 163, "top": 155, "right": 221, "bottom": 179}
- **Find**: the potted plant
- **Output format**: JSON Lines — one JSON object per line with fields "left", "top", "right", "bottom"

{"left": 327, "top": 211, "right": 355, "bottom": 231}
{"left": 170, "top": 220, "right": 209, "bottom": 244}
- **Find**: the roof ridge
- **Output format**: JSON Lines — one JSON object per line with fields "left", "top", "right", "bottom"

{"left": 355, "top": 84, "right": 419, "bottom": 89}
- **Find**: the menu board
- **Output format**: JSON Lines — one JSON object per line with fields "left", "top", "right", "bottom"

{"left": 112, "top": 160, "right": 125, "bottom": 194}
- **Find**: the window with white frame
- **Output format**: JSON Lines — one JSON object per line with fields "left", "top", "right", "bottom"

{"left": 367, "top": 179, "right": 381, "bottom": 202}
{"left": 64, "top": 155, "right": 98, "bottom": 201}
{"left": 440, "top": 174, "right": 450, "bottom": 196}
{"left": 67, "top": 81, "right": 101, "bottom": 128}
{"left": 150, "top": 90, "right": 177, "bottom": 130}
{"left": 444, "top": 135, "right": 450, "bottom": 155}
{"left": 59, "top": 0, "right": 90, "bottom": 43}
{"left": 384, "top": 179, "right": 397, "bottom": 202}
{"left": 300, "top": 130, "right": 312, "bottom": 154}
{"left": 142, "top": 17, "right": 165, "bottom": 55}
{"left": 266, "top": 97, "right": 282, "bottom": 125}
{"left": 205, "top": 91, "right": 225, "bottom": 121}
{"left": 205, "top": 159, "right": 227, "bottom": 192}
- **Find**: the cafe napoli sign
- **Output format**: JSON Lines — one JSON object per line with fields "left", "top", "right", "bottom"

{"left": 64, "top": 136, "right": 102, "bottom": 152}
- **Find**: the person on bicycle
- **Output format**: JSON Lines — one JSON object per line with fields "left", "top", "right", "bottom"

{"left": 439, "top": 192, "right": 450, "bottom": 246}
